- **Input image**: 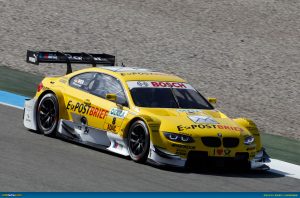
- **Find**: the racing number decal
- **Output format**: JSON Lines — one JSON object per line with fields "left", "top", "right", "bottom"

{"left": 112, "top": 117, "right": 116, "bottom": 125}
{"left": 104, "top": 108, "right": 128, "bottom": 133}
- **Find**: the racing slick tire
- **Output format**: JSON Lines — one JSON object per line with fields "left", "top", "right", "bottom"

{"left": 127, "top": 120, "right": 150, "bottom": 163}
{"left": 36, "top": 93, "right": 59, "bottom": 137}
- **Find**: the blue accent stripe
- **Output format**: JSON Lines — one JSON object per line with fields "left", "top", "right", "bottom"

{"left": 0, "top": 91, "right": 28, "bottom": 108}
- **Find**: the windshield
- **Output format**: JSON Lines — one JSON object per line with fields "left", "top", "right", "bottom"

{"left": 128, "top": 81, "right": 213, "bottom": 109}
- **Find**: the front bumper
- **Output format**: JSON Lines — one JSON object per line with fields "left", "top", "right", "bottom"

{"left": 149, "top": 144, "right": 270, "bottom": 170}
{"left": 250, "top": 147, "right": 271, "bottom": 170}
{"left": 148, "top": 144, "right": 186, "bottom": 167}
{"left": 23, "top": 98, "right": 38, "bottom": 131}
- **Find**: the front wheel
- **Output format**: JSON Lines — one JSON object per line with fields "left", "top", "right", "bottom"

{"left": 127, "top": 120, "right": 150, "bottom": 163}
{"left": 36, "top": 93, "right": 59, "bottom": 136}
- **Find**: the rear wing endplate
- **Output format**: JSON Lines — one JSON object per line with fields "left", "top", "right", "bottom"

{"left": 26, "top": 50, "right": 115, "bottom": 74}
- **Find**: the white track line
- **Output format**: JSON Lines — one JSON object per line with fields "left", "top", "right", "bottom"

{"left": 0, "top": 101, "right": 24, "bottom": 110}
{"left": 0, "top": 101, "right": 299, "bottom": 180}
{"left": 269, "top": 159, "right": 300, "bottom": 180}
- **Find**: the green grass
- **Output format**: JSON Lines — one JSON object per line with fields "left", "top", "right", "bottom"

{"left": 0, "top": 65, "right": 299, "bottom": 165}
{"left": 261, "top": 133, "right": 300, "bottom": 165}
{"left": 0, "top": 66, "right": 43, "bottom": 97}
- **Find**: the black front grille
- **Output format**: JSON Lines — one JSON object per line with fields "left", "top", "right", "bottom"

{"left": 201, "top": 137, "right": 221, "bottom": 147}
{"left": 223, "top": 137, "right": 239, "bottom": 148}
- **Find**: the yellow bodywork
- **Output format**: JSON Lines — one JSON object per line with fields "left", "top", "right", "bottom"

{"left": 34, "top": 67, "right": 262, "bottom": 161}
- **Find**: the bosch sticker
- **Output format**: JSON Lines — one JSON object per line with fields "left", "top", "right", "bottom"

{"left": 127, "top": 81, "right": 195, "bottom": 90}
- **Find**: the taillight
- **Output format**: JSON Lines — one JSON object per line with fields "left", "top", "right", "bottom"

{"left": 37, "top": 82, "right": 43, "bottom": 92}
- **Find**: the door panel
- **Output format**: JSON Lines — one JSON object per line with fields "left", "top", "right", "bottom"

{"left": 63, "top": 72, "right": 109, "bottom": 132}
{"left": 63, "top": 72, "right": 129, "bottom": 140}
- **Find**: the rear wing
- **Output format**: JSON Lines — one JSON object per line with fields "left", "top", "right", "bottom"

{"left": 26, "top": 50, "right": 115, "bottom": 74}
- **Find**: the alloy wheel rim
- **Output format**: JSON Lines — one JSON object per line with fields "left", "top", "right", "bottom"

{"left": 129, "top": 125, "right": 146, "bottom": 156}
{"left": 39, "top": 99, "right": 56, "bottom": 130}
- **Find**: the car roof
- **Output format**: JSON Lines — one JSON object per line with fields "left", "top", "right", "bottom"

{"left": 75, "top": 66, "right": 186, "bottom": 82}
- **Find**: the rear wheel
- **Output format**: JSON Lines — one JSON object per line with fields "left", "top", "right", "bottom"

{"left": 36, "top": 93, "right": 59, "bottom": 136}
{"left": 127, "top": 120, "right": 150, "bottom": 163}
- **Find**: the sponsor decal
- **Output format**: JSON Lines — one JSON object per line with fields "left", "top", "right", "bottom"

{"left": 106, "top": 123, "right": 116, "bottom": 131}
{"left": 29, "top": 52, "right": 37, "bottom": 63}
{"left": 66, "top": 100, "right": 108, "bottom": 119}
{"left": 188, "top": 115, "right": 218, "bottom": 124}
{"left": 120, "top": 72, "right": 162, "bottom": 76}
{"left": 177, "top": 109, "right": 202, "bottom": 113}
{"left": 74, "top": 78, "right": 84, "bottom": 85}
{"left": 175, "top": 148, "right": 187, "bottom": 156}
{"left": 177, "top": 124, "right": 243, "bottom": 132}
{"left": 112, "top": 140, "right": 123, "bottom": 149}
{"left": 224, "top": 149, "right": 231, "bottom": 155}
{"left": 151, "top": 81, "right": 186, "bottom": 88}
{"left": 104, "top": 117, "right": 119, "bottom": 133}
{"left": 93, "top": 57, "right": 103, "bottom": 61}
{"left": 29, "top": 56, "right": 36, "bottom": 63}
{"left": 213, "top": 148, "right": 231, "bottom": 156}
{"left": 216, "top": 148, "right": 223, "bottom": 155}
{"left": 25, "top": 113, "right": 31, "bottom": 123}
{"left": 104, "top": 123, "right": 119, "bottom": 133}
{"left": 171, "top": 143, "right": 195, "bottom": 150}
{"left": 247, "top": 146, "right": 256, "bottom": 151}
{"left": 109, "top": 108, "right": 128, "bottom": 118}
{"left": 137, "top": 81, "right": 149, "bottom": 87}
{"left": 127, "top": 81, "right": 195, "bottom": 90}
{"left": 39, "top": 53, "right": 58, "bottom": 60}
{"left": 77, "top": 125, "right": 89, "bottom": 134}
{"left": 65, "top": 54, "right": 82, "bottom": 61}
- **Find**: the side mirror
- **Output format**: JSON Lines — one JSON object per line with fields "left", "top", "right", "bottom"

{"left": 208, "top": 97, "right": 217, "bottom": 104}
{"left": 106, "top": 93, "right": 117, "bottom": 102}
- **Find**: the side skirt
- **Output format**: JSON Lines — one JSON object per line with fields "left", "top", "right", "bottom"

{"left": 57, "top": 119, "right": 129, "bottom": 156}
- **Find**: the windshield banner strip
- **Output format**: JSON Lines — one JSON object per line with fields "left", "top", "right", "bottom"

{"left": 127, "top": 81, "right": 195, "bottom": 90}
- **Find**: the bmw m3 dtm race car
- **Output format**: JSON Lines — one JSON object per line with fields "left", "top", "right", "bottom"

{"left": 23, "top": 50, "right": 270, "bottom": 170}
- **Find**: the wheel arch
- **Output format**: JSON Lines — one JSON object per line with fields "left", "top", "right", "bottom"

{"left": 123, "top": 116, "right": 148, "bottom": 138}
{"left": 36, "top": 89, "right": 65, "bottom": 119}
{"left": 123, "top": 115, "right": 161, "bottom": 143}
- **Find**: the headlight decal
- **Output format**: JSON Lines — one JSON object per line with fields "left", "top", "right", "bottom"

{"left": 163, "top": 132, "right": 194, "bottom": 143}
{"left": 244, "top": 136, "right": 255, "bottom": 145}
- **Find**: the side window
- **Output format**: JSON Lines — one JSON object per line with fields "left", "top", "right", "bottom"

{"left": 88, "top": 73, "right": 128, "bottom": 106}
{"left": 69, "top": 72, "right": 96, "bottom": 91}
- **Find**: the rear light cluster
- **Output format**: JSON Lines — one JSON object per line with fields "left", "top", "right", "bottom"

{"left": 37, "top": 82, "right": 43, "bottom": 92}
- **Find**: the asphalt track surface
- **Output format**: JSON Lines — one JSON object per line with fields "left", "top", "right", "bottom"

{"left": 0, "top": 105, "right": 299, "bottom": 192}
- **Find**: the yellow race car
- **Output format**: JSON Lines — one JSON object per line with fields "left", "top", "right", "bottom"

{"left": 23, "top": 50, "right": 270, "bottom": 170}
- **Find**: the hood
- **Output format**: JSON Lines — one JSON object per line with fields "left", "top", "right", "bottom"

{"left": 139, "top": 108, "right": 251, "bottom": 138}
